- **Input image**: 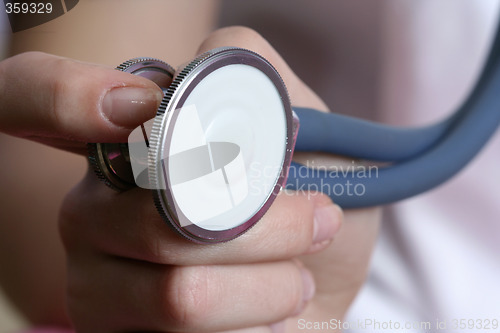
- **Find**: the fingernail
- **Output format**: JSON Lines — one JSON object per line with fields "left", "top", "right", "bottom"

{"left": 312, "top": 204, "right": 342, "bottom": 244}
{"left": 294, "top": 268, "right": 315, "bottom": 315}
{"left": 102, "top": 87, "right": 163, "bottom": 128}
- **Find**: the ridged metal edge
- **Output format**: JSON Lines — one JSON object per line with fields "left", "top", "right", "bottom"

{"left": 148, "top": 49, "right": 221, "bottom": 242}
{"left": 148, "top": 47, "right": 291, "bottom": 243}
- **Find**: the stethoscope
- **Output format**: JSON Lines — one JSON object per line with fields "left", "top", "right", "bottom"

{"left": 89, "top": 24, "right": 500, "bottom": 243}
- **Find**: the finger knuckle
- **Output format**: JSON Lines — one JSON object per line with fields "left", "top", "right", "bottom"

{"left": 161, "top": 266, "right": 214, "bottom": 329}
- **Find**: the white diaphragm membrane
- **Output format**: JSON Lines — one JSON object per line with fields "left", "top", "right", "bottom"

{"left": 165, "top": 64, "right": 287, "bottom": 231}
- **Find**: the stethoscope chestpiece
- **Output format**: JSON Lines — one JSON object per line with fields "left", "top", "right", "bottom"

{"left": 88, "top": 58, "right": 175, "bottom": 191}
{"left": 90, "top": 48, "right": 297, "bottom": 244}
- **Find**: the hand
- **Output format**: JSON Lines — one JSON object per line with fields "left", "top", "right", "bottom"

{"left": 61, "top": 27, "right": 380, "bottom": 332}
{"left": 0, "top": 27, "right": 380, "bottom": 332}
{"left": 0, "top": 49, "right": 164, "bottom": 326}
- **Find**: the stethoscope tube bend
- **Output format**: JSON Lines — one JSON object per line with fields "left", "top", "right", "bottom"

{"left": 288, "top": 21, "right": 500, "bottom": 208}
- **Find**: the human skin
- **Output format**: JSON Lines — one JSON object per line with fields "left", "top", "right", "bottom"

{"left": 0, "top": 2, "right": 380, "bottom": 332}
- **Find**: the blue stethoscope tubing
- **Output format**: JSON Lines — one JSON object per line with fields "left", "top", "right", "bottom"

{"left": 287, "top": 22, "right": 500, "bottom": 209}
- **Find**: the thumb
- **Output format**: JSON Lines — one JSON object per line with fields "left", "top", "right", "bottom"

{"left": 0, "top": 52, "right": 163, "bottom": 154}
